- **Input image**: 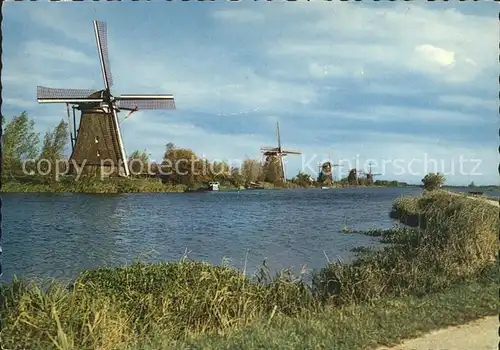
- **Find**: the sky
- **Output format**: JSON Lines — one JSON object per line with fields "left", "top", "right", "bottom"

{"left": 2, "top": 1, "right": 498, "bottom": 185}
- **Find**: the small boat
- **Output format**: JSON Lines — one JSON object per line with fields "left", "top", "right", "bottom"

{"left": 208, "top": 181, "right": 220, "bottom": 191}
{"left": 246, "top": 182, "right": 265, "bottom": 190}
{"left": 468, "top": 191, "right": 483, "bottom": 197}
{"left": 321, "top": 186, "right": 330, "bottom": 189}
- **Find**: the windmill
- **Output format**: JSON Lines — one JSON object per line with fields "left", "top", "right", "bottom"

{"left": 260, "top": 121, "right": 300, "bottom": 183}
{"left": 346, "top": 168, "right": 365, "bottom": 185}
{"left": 318, "top": 153, "right": 340, "bottom": 184}
{"left": 36, "top": 20, "right": 175, "bottom": 177}
{"left": 360, "top": 161, "right": 381, "bottom": 184}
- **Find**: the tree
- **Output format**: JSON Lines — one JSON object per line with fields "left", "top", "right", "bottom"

{"left": 422, "top": 172, "right": 445, "bottom": 191}
{"left": 241, "top": 158, "right": 263, "bottom": 185}
{"left": 161, "top": 144, "right": 206, "bottom": 186}
{"left": 39, "top": 119, "right": 69, "bottom": 177}
{"left": 210, "top": 160, "right": 231, "bottom": 183}
{"left": 2, "top": 112, "right": 40, "bottom": 177}
{"left": 293, "top": 171, "right": 311, "bottom": 187}
{"left": 128, "top": 150, "right": 150, "bottom": 175}
{"left": 230, "top": 167, "right": 245, "bottom": 187}
{"left": 262, "top": 155, "right": 283, "bottom": 184}
{"left": 165, "top": 142, "right": 175, "bottom": 152}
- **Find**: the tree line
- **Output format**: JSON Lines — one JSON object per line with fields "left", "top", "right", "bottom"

{"left": 2, "top": 112, "right": 68, "bottom": 179}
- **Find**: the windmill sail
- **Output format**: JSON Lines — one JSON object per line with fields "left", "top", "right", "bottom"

{"left": 116, "top": 94, "right": 176, "bottom": 110}
{"left": 37, "top": 86, "right": 103, "bottom": 103}
{"left": 94, "top": 21, "right": 113, "bottom": 89}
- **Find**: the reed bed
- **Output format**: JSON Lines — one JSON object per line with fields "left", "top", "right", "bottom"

{"left": 1, "top": 176, "right": 186, "bottom": 193}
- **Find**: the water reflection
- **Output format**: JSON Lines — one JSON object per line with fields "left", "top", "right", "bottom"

{"left": 1, "top": 187, "right": 426, "bottom": 283}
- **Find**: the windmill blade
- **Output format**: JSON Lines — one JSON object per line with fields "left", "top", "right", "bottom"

{"left": 261, "top": 146, "right": 279, "bottom": 151}
{"left": 281, "top": 150, "right": 301, "bottom": 155}
{"left": 94, "top": 20, "right": 113, "bottom": 89}
{"left": 37, "top": 86, "right": 103, "bottom": 103}
{"left": 276, "top": 121, "right": 281, "bottom": 150}
{"left": 280, "top": 156, "right": 286, "bottom": 182}
{"left": 116, "top": 94, "right": 176, "bottom": 110}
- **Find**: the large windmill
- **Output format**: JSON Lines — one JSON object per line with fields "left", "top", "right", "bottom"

{"left": 36, "top": 20, "right": 175, "bottom": 177}
{"left": 260, "top": 121, "right": 300, "bottom": 182}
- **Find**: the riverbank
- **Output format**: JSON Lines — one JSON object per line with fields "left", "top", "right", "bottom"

{"left": 0, "top": 190, "right": 497, "bottom": 349}
{"left": 1, "top": 176, "right": 410, "bottom": 194}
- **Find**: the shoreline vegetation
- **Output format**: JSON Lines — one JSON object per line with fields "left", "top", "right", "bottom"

{"left": 2, "top": 175, "right": 498, "bottom": 195}
{"left": 0, "top": 189, "right": 497, "bottom": 349}
{"left": 2, "top": 112, "right": 498, "bottom": 194}
{"left": 1, "top": 175, "right": 414, "bottom": 194}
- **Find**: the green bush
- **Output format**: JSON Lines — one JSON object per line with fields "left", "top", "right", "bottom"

{"left": 421, "top": 172, "right": 445, "bottom": 191}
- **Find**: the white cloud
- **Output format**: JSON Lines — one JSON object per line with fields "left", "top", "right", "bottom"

{"left": 438, "top": 95, "right": 497, "bottom": 111}
{"left": 415, "top": 44, "right": 456, "bottom": 67}
{"left": 211, "top": 9, "right": 266, "bottom": 23}
{"left": 121, "top": 118, "right": 268, "bottom": 162}
{"left": 262, "top": 3, "right": 495, "bottom": 85}
{"left": 308, "top": 63, "right": 345, "bottom": 79}
{"left": 23, "top": 41, "right": 94, "bottom": 65}
{"left": 4, "top": 97, "right": 37, "bottom": 109}
{"left": 19, "top": 5, "right": 95, "bottom": 45}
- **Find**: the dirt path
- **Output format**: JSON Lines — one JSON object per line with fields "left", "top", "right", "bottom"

{"left": 378, "top": 192, "right": 498, "bottom": 350}
{"left": 377, "top": 316, "right": 498, "bottom": 350}
{"left": 445, "top": 190, "right": 499, "bottom": 207}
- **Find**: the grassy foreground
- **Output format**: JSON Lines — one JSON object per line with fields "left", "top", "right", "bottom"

{"left": 0, "top": 190, "right": 497, "bottom": 349}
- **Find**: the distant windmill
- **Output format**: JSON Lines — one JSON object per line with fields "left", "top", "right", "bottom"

{"left": 318, "top": 153, "right": 340, "bottom": 183}
{"left": 260, "top": 121, "right": 300, "bottom": 182}
{"left": 358, "top": 161, "right": 381, "bottom": 184}
{"left": 36, "top": 20, "right": 176, "bottom": 177}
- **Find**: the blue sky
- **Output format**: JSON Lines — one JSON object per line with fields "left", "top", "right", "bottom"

{"left": 3, "top": 1, "right": 498, "bottom": 185}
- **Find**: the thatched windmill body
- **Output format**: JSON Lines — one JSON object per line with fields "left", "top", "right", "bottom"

{"left": 36, "top": 20, "right": 176, "bottom": 177}
{"left": 346, "top": 168, "right": 365, "bottom": 185}
{"left": 260, "top": 121, "right": 300, "bottom": 183}
{"left": 318, "top": 153, "right": 340, "bottom": 184}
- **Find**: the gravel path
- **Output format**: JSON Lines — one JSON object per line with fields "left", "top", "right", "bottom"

{"left": 377, "top": 316, "right": 498, "bottom": 350}
{"left": 445, "top": 190, "right": 499, "bottom": 207}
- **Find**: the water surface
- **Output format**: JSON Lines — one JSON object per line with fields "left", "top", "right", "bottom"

{"left": 2, "top": 187, "right": 423, "bottom": 283}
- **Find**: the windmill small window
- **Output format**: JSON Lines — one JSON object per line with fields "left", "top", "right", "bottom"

{"left": 95, "top": 136, "right": 99, "bottom": 144}
{"left": 97, "top": 150, "right": 100, "bottom": 157}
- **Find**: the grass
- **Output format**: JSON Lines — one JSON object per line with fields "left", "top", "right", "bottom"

{"left": 146, "top": 266, "right": 498, "bottom": 350}
{"left": 1, "top": 175, "right": 187, "bottom": 193}
{"left": 1, "top": 175, "right": 288, "bottom": 194}
{"left": 0, "top": 190, "right": 497, "bottom": 349}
